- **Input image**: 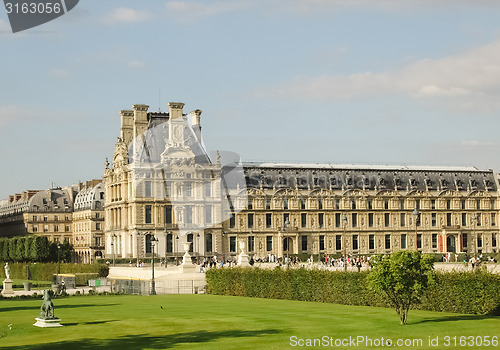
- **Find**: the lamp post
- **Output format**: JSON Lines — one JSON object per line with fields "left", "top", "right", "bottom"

{"left": 175, "top": 235, "right": 179, "bottom": 265}
{"left": 196, "top": 233, "right": 200, "bottom": 265}
{"left": 57, "top": 243, "right": 61, "bottom": 275}
{"left": 471, "top": 213, "right": 477, "bottom": 258}
{"left": 150, "top": 235, "right": 159, "bottom": 295}
{"left": 341, "top": 214, "right": 348, "bottom": 272}
{"left": 111, "top": 233, "right": 116, "bottom": 267}
{"left": 412, "top": 208, "right": 420, "bottom": 251}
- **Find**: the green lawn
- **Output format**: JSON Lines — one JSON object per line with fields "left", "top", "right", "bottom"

{"left": 0, "top": 294, "right": 499, "bottom": 349}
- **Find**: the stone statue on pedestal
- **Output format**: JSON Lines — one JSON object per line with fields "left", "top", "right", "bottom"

{"left": 4, "top": 262, "right": 11, "bottom": 280}
{"left": 33, "top": 290, "right": 62, "bottom": 327}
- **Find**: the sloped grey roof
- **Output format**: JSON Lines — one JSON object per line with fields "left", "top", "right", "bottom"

{"left": 27, "top": 188, "right": 74, "bottom": 212}
{"left": 74, "top": 183, "right": 104, "bottom": 211}
{"left": 242, "top": 163, "right": 497, "bottom": 193}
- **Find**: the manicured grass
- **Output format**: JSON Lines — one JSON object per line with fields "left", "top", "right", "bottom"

{"left": 0, "top": 294, "right": 499, "bottom": 349}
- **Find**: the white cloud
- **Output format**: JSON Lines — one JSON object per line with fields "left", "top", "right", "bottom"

{"left": 257, "top": 40, "right": 500, "bottom": 112}
{"left": 104, "top": 8, "right": 152, "bottom": 24}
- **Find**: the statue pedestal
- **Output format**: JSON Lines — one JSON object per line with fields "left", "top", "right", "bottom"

{"left": 2, "top": 279, "right": 15, "bottom": 296}
{"left": 181, "top": 252, "right": 196, "bottom": 273}
{"left": 237, "top": 252, "right": 249, "bottom": 267}
{"left": 33, "top": 318, "right": 63, "bottom": 328}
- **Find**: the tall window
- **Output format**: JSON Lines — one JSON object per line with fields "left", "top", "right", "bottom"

{"left": 319, "top": 235, "right": 325, "bottom": 250}
{"left": 248, "top": 213, "right": 254, "bottom": 228}
{"left": 446, "top": 199, "right": 451, "bottom": 210}
{"left": 351, "top": 199, "right": 356, "bottom": 210}
{"left": 205, "top": 205, "right": 212, "bottom": 224}
{"left": 352, "top": 235, "right": 358, "bottom": 250}
{"left": 335, "top": 235, "right": 342, "bottom": 250}
{"left": 318, "top": 213, "right": 324, "bottom": 228}
{"left": 384, "top": 213, "right": 390, "bottom": 227}
{"left": 477, "top": 235, "right": 483, "bottom": 248}
{"left": 492, "top": 234, "right": 497, "bottom": 248}
{"left": 204, "top": 182, "right": 211, "bottom": 197}
{"left": 266, "top": 213, "right": 272, "bottom": 228}
{"left": 335, "top": 213, "right": 341, "bottom": 227}
{"left": 462, "top": 233, "right": 468, "bottom": 249}
{"left": 166, "top": 234, "right": 173, "bottom": 253}
{"left": 446, "top": 213, "right": 452, "bottom": 226}
{"left": 248, "top": 236, "right": 254, "bottom": 252}
{"left": 401, "top": 234, "right": 406, "bottom": 249}
{"left": 301, "top": 213, "right": 307, "bottom": 228}
{"left": 301, "top": 235, "right": 308, "bottom": 251}
{"left": 432, "top": 234, "right": 437, "bottom": 249}
{"left": 369, "top": 213, "right": 374, "bottom": 227}
{"left": 462, "top": 213, "right": 467, "bottom": 227}
{"left": 384, "top": 200, "right": 389, "bottom": 210}
{"left": 352, "top": 213, "right": 357, "bottom": 228}
{"left": 145, "top": 181, "right": 152, "bottom": 197}
{"left": 165, "top": 205, "right": 173, "bottom": 224}
{"left": 187, "top": 233, "right": 193, "bottom": 252}
{"left": 417, "top": 234, "right": 422, "bottom": 249}
{"left": 492, "top": 213, "right": 496, "bottom": 226}
{"left": 248, "top": 199, "right": 253, "bottom": 210}
{"left": 400, "top": 213, "right": 405, "bottom": 227}
{"left": 266, "top": 236, "right": 273, "bottom": 251}
{"left": 385, "top": 234, "right": 391, "bottom": 250}
{"left": 229, "top": 214, "right": 235, "bottom": 228}
{"left": 205, "top": 233, "right": 213, "bottom": 253}
{"left": 432, "top": 213, "right": 437, "bottom": 227}
{"left": 335, "top": 199, "right": 340, "bottom": 210}
{"left": 431, "top": 200, "right": 436, "bottom": 210}
{"left": 145, "top": 205, "right": 152, "bottom": 224}
{"left": 477, "top": 199, "right": 481, "bottom": 210}
{"left": 266, "top": 198, "right": 271, "bottom": 210}
{"left": 186, "top": 206, "right": 192, "bottom": 224}
{"left": 369, "top": 235, "right": 375, "bottom": 250}
{"left": 230, "top": 236, "right": 236, "bottom": 252}
{"left": 185, "top": 183, "right": 192, "bottom": 197}
{"left": 301, "top": 199, "right": 306, "bottom": 210}
{"left": 368, "top": 199, "right": 373, "bottom": 210}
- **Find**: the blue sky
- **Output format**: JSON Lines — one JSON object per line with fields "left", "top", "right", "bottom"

{"left": 1, "top": 0, "right": 500, "bottom": 199}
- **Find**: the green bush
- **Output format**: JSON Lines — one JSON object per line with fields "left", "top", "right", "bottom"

{"left": 206, "top": 267, "right": 500, "bottom": 315}
{"left": 0, "top": 262, "right": 109, "bottom": 282}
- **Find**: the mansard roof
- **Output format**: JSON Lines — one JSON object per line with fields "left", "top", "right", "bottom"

{"left": 74, "top": 182, "right": 104, "bottom": 211}
{"left": 27, "top": 188, "right": 74, "bottom": 212}
{"left": 242, "top": 162, "right": 498, "bottom": 193}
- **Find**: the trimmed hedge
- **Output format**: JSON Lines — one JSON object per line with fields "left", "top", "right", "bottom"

{"left": 0, "top": 262, "right": 109, "bottom": 282}
{"left": 206, "top": 267, "right": 500, "bottom": 315}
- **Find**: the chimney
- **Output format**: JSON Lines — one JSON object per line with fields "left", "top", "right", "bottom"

{"left": 132, "top": 104, "right": 149, "bottom": 138}
{"left": 190, "top": 109, "right": 202, "bottom": 140}
{"left": 168, "top": 102, "right": 185, "bottom": 120}
{"left": 119, "top": 109, "right": 134, "bottom": 145}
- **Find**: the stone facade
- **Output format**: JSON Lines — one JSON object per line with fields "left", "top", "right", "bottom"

{"left": 72, "top": 181, "right": 105, "bottom": 263}
{"left": 103, "top": 103, "right": 225, "bottom": 262}
{"left": 225, "top": 164, "right": 500, "bottom": 258}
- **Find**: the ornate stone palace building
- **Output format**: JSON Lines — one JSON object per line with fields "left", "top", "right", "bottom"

{"left": 1, "top": 101, "right": 499, "bottom": 262}
{"left": 104, "top": 102, "right": 500, "bottom": 261}
{"left": 228, "top": 163, "right": 499, "bottom": 258}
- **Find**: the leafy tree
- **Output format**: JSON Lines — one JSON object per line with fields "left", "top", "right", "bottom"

{"left": 31, "top": 236, "right": 50, "bottom": 262}
{"left": 367, "top": 251, "right": 435, "bottom": 325}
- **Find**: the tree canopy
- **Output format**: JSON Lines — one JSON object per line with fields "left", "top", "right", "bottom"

{"left": 367, "top": 251, "right": 435, "bottom": 325}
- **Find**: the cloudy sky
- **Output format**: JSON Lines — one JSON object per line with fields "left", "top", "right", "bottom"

{"left": 1, "top": 0, "right": 500, "bottom": 199}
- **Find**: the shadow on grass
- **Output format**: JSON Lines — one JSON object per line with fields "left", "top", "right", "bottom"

{"left": 413, "top": 314, "right": 499, "bottom": 324}
{"left": 0, "top": 304, "right": 119, "bottom": 313}
{"left": 0, "top": 329, "right": 281, "bottom": 350}
{"left": 62, "top": 320, "right": 118, "bottom": 327}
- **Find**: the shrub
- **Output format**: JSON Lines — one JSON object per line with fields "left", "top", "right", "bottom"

{"left": 206, "top": 267, "right": 500, "bottom": 315}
